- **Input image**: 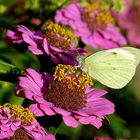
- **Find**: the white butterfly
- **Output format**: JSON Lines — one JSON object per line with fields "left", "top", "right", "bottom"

{"left": 77, "top": 47, "right": 140, "bottom": 89}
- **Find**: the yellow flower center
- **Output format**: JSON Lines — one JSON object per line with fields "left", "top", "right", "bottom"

{"left": 45, "top": 64, "right": 93, "bottom": 111}
{"left": 53, "top": 64, "right": 93, "bottom": 89}
{"left": 3, "top": 103, "right": 34, "bottom": 125}
{"left": 81, "top": 1, "right": 115, "bottom": 31}
{"left": 43, "top": 22, "right": 77, "bottom": 50}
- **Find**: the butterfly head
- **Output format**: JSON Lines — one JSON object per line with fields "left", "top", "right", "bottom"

{"left": 76, "top": 55, "right": 85, "bottom": 67}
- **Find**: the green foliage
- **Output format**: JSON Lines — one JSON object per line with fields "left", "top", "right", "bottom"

{"left": 99, "top": 0, "right": 125, "bottom": 12}
{"left": 0, "top": 81, "right": 24, "bottom": 105}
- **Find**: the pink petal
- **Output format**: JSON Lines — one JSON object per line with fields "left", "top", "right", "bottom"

{"left": 45, "top": 134, "right": 56, "bottom": 140}
{"left": 80, "top": 99, "right": 115, "bottom": 117}
{"left": 29, "top": 104, "right": 44, "bottom": 116}
{"left": 28, "top": 45, "right": 44, "bottom": 55}
{"left": 53, "top": 107, "right": 71, "bottom": 116}
{"left": 64, "top": 4, "right": 81, "bottom": 19}
{"left": 19, "top": 77, "right": 41, "bottom": 95}
{"left": 40, "top": 104, "right": 56, "bottom": 115}
{"left": 86, "top": 87, "right": 107, "bottom": 102}
{"left": 90, "top": 118, "right": 103, "bottom": 128}
{"left": 25, "top": 68, "right": 44, "bottom": 89}
{"left": 77, "top": 116, "right": 102, "bottom": 128}
{"left": 77, "top": 116, "right": 96, "bottom": 124}
{"left": 63, "top": 115, "right": 78, "bottom": 128}
{"left": 43, "top": 38, "right": 50, "bottom": 54}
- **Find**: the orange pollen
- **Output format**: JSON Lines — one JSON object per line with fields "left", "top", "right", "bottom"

{"left": 43, "top": 22, "right": 77, "bottom": 51}
{"left": 3, "top": 103, "right": 34, "bottom": 125}
{"left": 81, "top": 1, "right": 115, "bottom": 31}
{"left": 53, "top": 64, "right": 93, "bottom": 89}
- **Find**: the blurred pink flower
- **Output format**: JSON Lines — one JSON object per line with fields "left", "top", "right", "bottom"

{"left": 94, "top": 137, "right": 113, "bottom": 140}
{"left": 6, "top": 23, "right": 85, "bottom": 65}
{"left": 55, "top": 2, "right": 126, "bottom": 50}
{"left": 117, "top": 0, "right": 140, "bottom": 47}
{"left": 0, "top": 103, "right": 55, "bottom": 140}
{"left": 16, "top": 65, "right": 115, "bottom": 128}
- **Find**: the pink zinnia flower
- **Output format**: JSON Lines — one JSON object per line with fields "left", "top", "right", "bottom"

{"left": 16, "top": 64, "right": 115, "bottom": 128}
{"left": 116, "top": 0, "right": 140, "bottom": 47}
{"left": 0, "top": 103, "right": 55, "bottom": 140}
{"left": 6, "top": 22, "right": 85, "bottom": 65}
{"left": 55, "top": 1, "right": 126, "bottom": 49}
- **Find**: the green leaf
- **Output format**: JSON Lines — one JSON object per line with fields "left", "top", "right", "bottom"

{"left": 0, "top": 48, "right": 40, "bottom": 69}
{"left": 0, "top": 60, "right": 23, "bottom": 83}
{"left": 0, "top": 81, "right": 24, "bottom": 105}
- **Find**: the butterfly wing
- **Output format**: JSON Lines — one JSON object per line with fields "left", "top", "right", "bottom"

{"left": 84, "top": 47, "right": 140, "bottom": 89}
{"left": 122, "top": 47, "right": 140, "bottom": 66}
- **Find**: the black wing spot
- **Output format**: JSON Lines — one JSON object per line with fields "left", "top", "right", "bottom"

{"left": 112, "top": 52, "right": 117, "bottom": 55}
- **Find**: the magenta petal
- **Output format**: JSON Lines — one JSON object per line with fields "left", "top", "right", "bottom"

{"left": 11, "top": 124, "right": 19, "bottom": 131}
{"left": 55, "top": 10, "right": 69, "bottom": 25}
{"left": 32, "top": 96, "right": 54, "bottom": 107}
{"left": 45, "top": 134, "right": 56, "bottom": 140}
{"left": 6, "top": 30, "right": 16, "bottom": 38}
{"left": 33, "top": 95, "right": 48, "bottom": 104}
{"left": 40, "top": 104, "right": 56, "bottom": 115}
{"left": 22, "top": 33, "right": 44, "bottom": 55}
{"left": 90, "top": 119, "right": 102, "bottom": 128}
{"left": 53, "top": 107, "right": 71, "bottom": 116}
{"left": 1, "top": 121, "right": 11, "bottom": 127}
{"left": 73, "top": 110, "right": 89, "bottom": 117}
{"left": 1, "top": 125, "right": 10, "bottom": 131}
{"left": 30, "top": 131, "right": 42, "bottom": 138}
{"left": 49, "top": 52, "right": 61, "bottom": 64}
{"left": 22, "top": 33, "right": 36, "bottom": 47}
{"left": 19, "top": 77, "right": 40, "bottom": 92}
{"left": 43, "top": 38, "right": 50, "bottom": 55}
{"left": 78, "top": 116, "right": 102, "bottom": 128}
{"left": 17, "top": 25, "right": 32, "bottom": 35}
{"left": 23, "top": 125, "right": 33, "bottom": 131}
{"left": 105, "top": 24, "right": 127, "bottom": 45}
{"left": 64, "top": 4, "right": 81, "bottom": 19}
{"left": 25, "top": 68, "right": 44, "bottom": 89}
{"left": 78, "top": 116, "right": 96, "bottom": 124}
{"left": 6, "top": 129, "right": 14, "bottom": 137}
{"left": 13, "top": 121, "right": 21, "bottom": 126}
{"left": 80, "top": 99, "right": 115, "bottom": 117}
{"left": 29, "top": 104, "right": 44, "bottom": 116}
{"left": 0, "top": 131, "right": 11, "bottom": 139}
{"left": 86, "top": 88, "right": 107, "bottom": 102}
{"left": 6, "top": 30, "right": 23, "bottom": 43}
{"left": 19, "top": 78, "right": 42, "bottom": 98}
{"left": 18, "top": 68, "right": 46, "bottom": 97}
{"left": 28, "top": 45, "right": 44, "bottom": 55}
{"left": 63, "top": 115, "right": 78, "bottom": 128}
{"left": 23, "top": 90, "right": 34, "bottom": 100}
